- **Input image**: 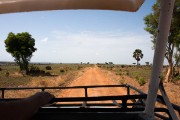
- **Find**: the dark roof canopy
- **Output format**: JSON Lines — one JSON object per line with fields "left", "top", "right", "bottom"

{"left": 0, "top": 0, "right": 144, "bottom": 14}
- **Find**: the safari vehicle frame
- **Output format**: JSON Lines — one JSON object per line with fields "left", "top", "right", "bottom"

{"left": 0, "top": 0, "right": 179, "bottom": 120}
{"left": 0, "top": 84, "right": 179, "bottom": 120}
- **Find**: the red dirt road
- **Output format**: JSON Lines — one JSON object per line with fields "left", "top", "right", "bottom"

{"left": 59, "top": 66, "right": 127, "bottom": 98}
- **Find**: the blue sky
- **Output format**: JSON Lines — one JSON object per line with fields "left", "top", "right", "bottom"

{"left": 0, "top": 0, "right": 159, "bottom": 64}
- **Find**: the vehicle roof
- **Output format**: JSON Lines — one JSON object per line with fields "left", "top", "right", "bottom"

{"left": 0, "top": 0, "right": 144, "bottom": 14}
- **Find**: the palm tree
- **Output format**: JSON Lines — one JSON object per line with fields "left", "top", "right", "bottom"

{"left": 133, "top": 49, "right": 143, "bottom": 66}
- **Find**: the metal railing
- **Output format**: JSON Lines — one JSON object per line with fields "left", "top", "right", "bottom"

{"left": 0, "top": 84, "right": 179, "bottom": 119}
{"left": 0, "top": 84, "right": 137, "bottom": 99}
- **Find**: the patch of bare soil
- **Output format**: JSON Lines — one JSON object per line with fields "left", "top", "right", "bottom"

{"left": 59, "top": 66, "right": 179, "bottom": 105}
{"left": 10, "top": 72, "right": 24, "bottom": 77}
{"left": 59, "top": 66, "right": 127, "bottom": 99}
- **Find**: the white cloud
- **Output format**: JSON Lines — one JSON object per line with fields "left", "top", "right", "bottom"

{"left": 51, "top": 30, "right": 150, "bottom": 48}
{"left": 32, "top": 30, "right": 154, "bottom": 64}
{"left": 41, "top": 37, "right": 48, "bottom": 42}
{"left": 95, "top": 53, "right": 100, "bottom": 56}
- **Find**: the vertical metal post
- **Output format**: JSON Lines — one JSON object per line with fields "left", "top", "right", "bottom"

{"left": 85, "top": 88, "right": 88, "bottom": 98}
{"left": 122, "top": 99, "right": 127, "bottom": 108}
{"left": 81, "top": 87, "right": 88, "bottom": 108}
{"left": 2, "top": 89, "right": 4, "bottom": 99}
{"left": 127, "top": 85, "right": 130, "bottom": 95}
{"left": 41, "top": 88, "right": 45, "bottom": 92}
{"left": 144, "top": 0, "right": 175, "bottom": 119}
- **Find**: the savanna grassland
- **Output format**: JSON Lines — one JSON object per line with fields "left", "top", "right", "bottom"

{"left": 0, "top": 63, "right": 179, "bottom": 118}
{"left": 0, "top": 63, "right": 180, "bottom": 106}
{"left": 97, "top": 64, "right": 180, "bottom": 109}
{"left": 0, "top": 63, "right": 93, "bottom": 98}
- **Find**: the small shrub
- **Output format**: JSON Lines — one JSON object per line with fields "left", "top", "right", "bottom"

{"left": 29, "top": 66, "right": 40, "bottom": 73}
{"left": 45, "top": 72, "right": 51, "bottom": 76}
{"left": 120, "top": 79, "right": 125, "bottom": 84}
{"left": 40, "top": 70, "right": 45, "bottom": 74}
{"left": 29, "top": 66, "right": 51, "bottom": 76}
{"left": 173, "top": 76, "right": 180, "bottom": 82}
{"left": 116, "top": 73, "right": 122, "bottom": 76}
{"left": 60, "top": 69, "right": 65, "bottom": 73}
{"left": 121, "top": 65, "right": 125, "bottom": 68}
{"left": 46, "top": 66, "right": 52, "bottom": 70}
{"left": 173, "top": 71, "right": 179, "bottom": 77}
{"left": 135, "top": 75, "right": 139, "bottom": 80}
{"left": 138, "top": 77, "right": 146, "bottom": 86}
{"left": 77, "top": 66, "right": 82, "bottom": 70}
{"left": 5, "top": 71, "right": 10, "bottom": 77}
{"left": 0, "top": 68, "right": 2, "bottom": 71}
{"left": 126, "top": 71, "right": 129, "bottom": 76}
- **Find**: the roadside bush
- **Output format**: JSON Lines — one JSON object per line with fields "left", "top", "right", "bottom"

{"left": 0, "top": 67, "right": 2, "bottom": 71}
{"left": 126, "top": 71, "right": 129, "bottom": 76}
{"left": 5, "top": 71, "right": 9, "bottom": 77}
{"left": 60, "top": 69, "right": 65, "bottom": 73}
{"left": 45, "top": 72, "right": 51, "bottom": 76}
{"left": 173, "top": 76, "right": 180, "bottom": 82}
{"left": 29, "top": 66, "right": 51, "bottom": 76}
{"left": 121, "top": 65, "right": 125, "bottom": 68}
{"left": 46, "top": 66, "right": 52, "bottom": 70}
{"left": 137, "top": 77, "right": 146, "bottom": 86}
{"left": 29, "top": 66, "right": 40, "bottom": 73}
{"left": 135, "top": 75, "right": 139, "bottom": 80}
{"left": 109, "top": 67, "right": 113, "bottom": 70}
{"left": 120, "top": 79, "right": 125, "bottom": 84}
{"left": 77, "top": 66, "right": 82, "bottom": 70}
{"left": 116, "top": 72, "right": 122, "bottom": 75}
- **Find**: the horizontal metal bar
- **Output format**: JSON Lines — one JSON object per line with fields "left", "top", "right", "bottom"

{"left": 51, "top": 103, "right": 144, "bottom": 107}
{"left": 38, "top": 107, "right": 145, "bottom": 112}
{"left": 51, "top": 95, "right": 147, "bottom": 102}
{"left": 38, "top": 107, "right": 169, "bottom": 113}
{"left": 0, "top": 95, "right": 147, "bottom": 102}
{"left": 0, "top": 84, "right": 127, "bottom": 90}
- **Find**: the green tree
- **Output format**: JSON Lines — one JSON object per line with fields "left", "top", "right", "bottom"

{"left": 144, "top": 0, "right": 180, "bottom": 82}
{"left": 5, "top": 32, "right": 37, "bottom": 74}
{"left": 133, "top": 49, "right": 143, "bottom": 66}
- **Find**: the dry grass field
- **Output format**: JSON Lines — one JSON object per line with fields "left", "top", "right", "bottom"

{"left": 0, "top": 63, "right": 92, "bottom": 98}
{"left": 97, "top": 64, "right": 180, "bottom": 105}
{"left": 0, "top": 64, "right": 179, "bottom": 118}
{"left": 98, "top": 64, "right": 180, "bottom": 118}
